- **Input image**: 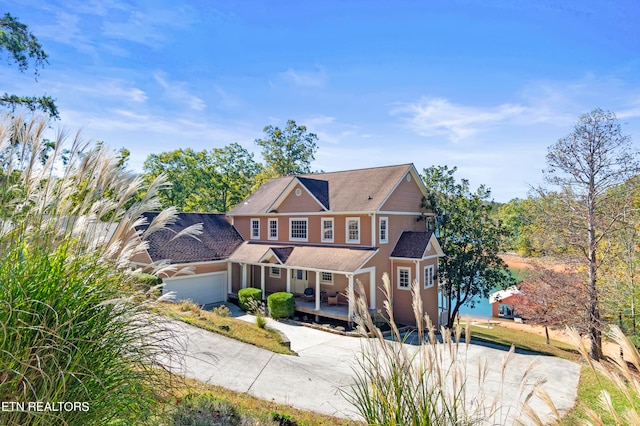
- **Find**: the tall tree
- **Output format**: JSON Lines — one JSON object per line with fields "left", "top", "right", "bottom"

{"left": 599, "top": 182, "right": 640, "bottom": 335}
{"left": 255, "top": 119, "right": 318, "bottom": 176}
{"left": 0, "top": 13, "right": 58, "bottom": 118}
{"left": 142, "top": 144, "right": 260, "bottom": 212}
{"left": 143, "top": 148, "right": 215, "bottom": 211}
{"left": 422, "top": 165, "right": 515, "bottom": 329}
{"left": 211, "top": 142, "right": 261, "bottom": 212}
{"left": 538, "top": 108, "right": 640, "bottom": 360}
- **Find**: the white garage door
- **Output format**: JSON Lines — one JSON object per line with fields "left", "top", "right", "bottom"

{"left": 162, "top": 272, "right": 227, "bottom": 306}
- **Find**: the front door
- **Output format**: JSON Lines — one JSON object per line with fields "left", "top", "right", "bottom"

{"left": 292, "top": 269, "right": 308, "bottom": 294}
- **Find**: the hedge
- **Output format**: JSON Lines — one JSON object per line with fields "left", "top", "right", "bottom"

{"left": 238, "top": 288, "right": 262, "bottom": 312}
{"left": 267, "top": 292, "right": 295, "bottom": 319}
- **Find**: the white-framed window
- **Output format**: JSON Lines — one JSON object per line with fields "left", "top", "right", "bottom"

{"left": 321, "top": 217, "right": 334, "bottom": 242}
{"left": 398, "top": 267, "right": 411, "bottom": 290}
{"left": 346, "top": 217, "right": 360, "bottom": 244}
{"left": 321, "top": 272, "right": 333, "bottom": 283}
{"left": 379, "top": 216, "right": 388, "bottom": 244}
{"left": 424, "top": 265, "right": 435, "bottom": 289}
{"left": 250, "top": 218, "right": 260, "bottom": 239}
{"left": 289, "top": 218, "right": 308, "bottom": 241}
{"left": 268, "top": 218, "right": 278, "bottom": 240}
{"left": 270, "top": 266, "right": 281, "bottom": 278}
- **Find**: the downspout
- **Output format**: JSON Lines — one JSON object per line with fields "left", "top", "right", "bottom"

{"left": 370, "top": 212, "right": 376, "bottom": 247}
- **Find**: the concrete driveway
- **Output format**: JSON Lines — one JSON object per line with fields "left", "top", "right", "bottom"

{"left": 163, "top": 311, "right": 580, "bottom": 424}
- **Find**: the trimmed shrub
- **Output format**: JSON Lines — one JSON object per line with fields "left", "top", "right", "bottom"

{"left": 134, "top": 272, "right": 162, "bottom": 287}
{"left": 267, "top": 292, "right": 295, "bottom": 319}
{"left": 238, "top": 288, "right": 262, "bottom": 312}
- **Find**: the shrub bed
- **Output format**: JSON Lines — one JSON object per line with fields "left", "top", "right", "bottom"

{"left": 268, "top": 292, "right": 295, "bottom": 319}
{"left": 238, "top": 288, "right": 262, "bottom": 311}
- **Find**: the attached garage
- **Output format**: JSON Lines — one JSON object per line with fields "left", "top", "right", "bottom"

{"left": 162, "top": 271, "right": 228, "bottom": 306}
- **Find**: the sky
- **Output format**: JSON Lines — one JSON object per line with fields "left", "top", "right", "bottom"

{"left": 3, "top": 0, "right": 640, "bottom": 202}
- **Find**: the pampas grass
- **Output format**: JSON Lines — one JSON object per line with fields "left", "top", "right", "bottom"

{"left": 0, "top": 114, "right": 190, "bottom": 425}
{"left": 343, "top": 272, "right": 534, "bottom": 426}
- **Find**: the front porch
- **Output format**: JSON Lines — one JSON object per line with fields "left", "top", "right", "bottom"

{"left": 293, "top": 297, "right": 350, "bottom": 321}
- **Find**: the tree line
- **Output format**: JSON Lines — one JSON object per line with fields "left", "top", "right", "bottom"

{"left": 4, "top": 11, "right": 639, "bottom": 360}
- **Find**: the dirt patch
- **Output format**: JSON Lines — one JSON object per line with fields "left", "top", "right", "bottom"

{"left": 500, "top": 253, "right": 575, "bottom": 273}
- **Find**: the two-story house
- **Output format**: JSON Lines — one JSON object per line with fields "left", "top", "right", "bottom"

{"left": 132, "top": 163, "right": 444, "bottom": 326}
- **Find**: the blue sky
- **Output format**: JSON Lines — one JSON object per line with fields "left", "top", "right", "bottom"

{"left": 3, "top": 0, "right": 640, "bottom": 202}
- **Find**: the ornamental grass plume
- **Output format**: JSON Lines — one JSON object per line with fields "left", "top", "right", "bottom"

{"left": 343, "top": 272, "right": 540, "bottom": 426}
{"left": 0, "top": 114, "right": 193, "bottom": 425}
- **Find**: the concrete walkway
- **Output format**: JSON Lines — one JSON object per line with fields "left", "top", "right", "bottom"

{"left": 163, "top": 309, "right": 581, "bottom": 424}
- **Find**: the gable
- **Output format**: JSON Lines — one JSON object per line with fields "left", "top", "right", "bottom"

{"left": 390, "top": 231, "right": 444, "bottom": 259}
{"left": 228, "top": 164, "right": 418, "bottom": 216}
{"left": 379, "top": 168, "right": 426, "bottom": 212}
{"left": 274, "top": 182, "right": 327, "bottom": 213}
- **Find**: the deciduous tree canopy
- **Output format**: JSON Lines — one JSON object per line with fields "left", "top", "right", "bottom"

{"left": 255, "top": 119, "right": 318, "bottom": 176}
{"left": 0, "top": 13, "right": 58, "bottom": 118}
{"left": 538, "top": 108, "right": 640, "bottom": 360}
{"left": 422, "top": 165, "right": 515, "bottom": 329}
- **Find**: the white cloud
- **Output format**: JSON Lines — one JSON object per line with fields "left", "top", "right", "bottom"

{"left": 393, "top": 74, "right": 640, "bottom": 143}
{"left": 392, "top": 98, "right": 530, "bottom": 141}
{"left": 154, "top": 73, "right": 206, "bottom": 111}
{"left": 101, "top": 6, "right": 196, "bottom": 48}
{"left": 281, "top": 67, "right": 326, "bottom": 87}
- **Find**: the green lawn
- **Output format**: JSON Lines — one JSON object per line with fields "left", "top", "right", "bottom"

{"left": 155, "top": 301, "right": 295, "bottom": 355}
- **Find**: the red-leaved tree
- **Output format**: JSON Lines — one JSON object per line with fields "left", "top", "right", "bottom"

{"left": 512, "top": 264, "right": 588, "bottom": 344}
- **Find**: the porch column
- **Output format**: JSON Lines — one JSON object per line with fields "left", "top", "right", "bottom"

{"left": 286, "top": 268, "right": 291, "bottom": 293}
{"left": 260, "top": 265, "right": 266, "bottom": 296}
{"left": 315, "top": 271, "right": 321, "bottom": 310}
{"left": 241, "top": 263, "right": 247, "bottom": 289}
{"left": 227, "top": 262, "right": 232, "bottom": 294}
{"left": 347, "top": 274, "right": 354, "bottom": 319}
{"left": 415, "top": 260, "right": 420, "bottom": 288}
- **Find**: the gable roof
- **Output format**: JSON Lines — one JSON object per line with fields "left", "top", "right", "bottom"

{"left": 229, "top": 163, "right": 423, "bottom": 215}
{"left": 390, "top": 231, "right": 444, "bottom": 259}
{"left": 137, "top": 212, "right": 244, "bottom": 264}
{"left": 266, "top": 176, "right": 330, "bottom": 213}
{"left": 297, "top": 177, "right": 330, "bottom": 209}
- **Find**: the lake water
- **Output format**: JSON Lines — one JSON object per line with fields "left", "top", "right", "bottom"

{"left": 457, "top": 296, "right": 493, "bottom": 319}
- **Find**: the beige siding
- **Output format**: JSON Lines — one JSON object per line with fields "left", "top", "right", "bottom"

{"left": 277, "top": 184, "right": 325, "bottom": 213}
{"left": 233, "top": 214, "right": 374, "bottom": 246}
{"left": 131, "top": 250, "right": 153, "bottom": 265}
{"left": 380, "top": 174, "right": 424, "bottom": 212}
{"left": 234, "top": 216, "right": 252, "bottom": 240}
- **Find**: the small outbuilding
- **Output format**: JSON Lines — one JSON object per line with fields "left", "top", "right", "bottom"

{"left": 489, "top": 286, "right": 520, "bottom": 319}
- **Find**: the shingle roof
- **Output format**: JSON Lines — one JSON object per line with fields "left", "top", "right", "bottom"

{"left": 229, "top": 163, "right": 416, "bottom": 215}
{"left": 297, "top": 177, "right": 330, "bottom": 210}
{"left": 390, "top": 231, "right": 435, "bottom": 259}
{"left": 271, "top": 246, "right": 294, "bottom": 263}
{"left": 229, "top": 241, "right": 377, "bottom": 273}
{"left": 137, "top": 212, "right": 244, "bottom": 264}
